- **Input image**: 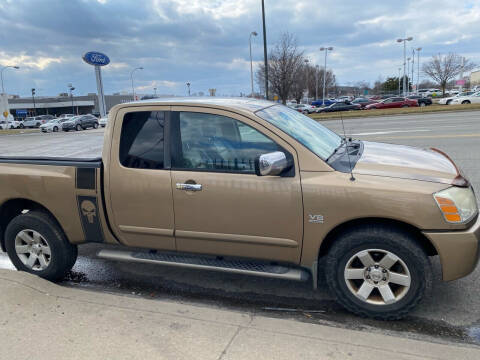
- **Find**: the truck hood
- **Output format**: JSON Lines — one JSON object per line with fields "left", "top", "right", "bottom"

{"left": 354, "top": 141, "right": 462, "bottom": 185}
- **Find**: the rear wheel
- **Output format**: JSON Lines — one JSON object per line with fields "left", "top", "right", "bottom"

{"left": 420, "top": 102, "right": 426, "bottom": 107}
{"left": 76, "top": 124, "right": 82, "bottom": 131}
{"left": 53, "top": 126, "right": 58, "bottom": 132}
{"left": 446, "top": 100, "right": 452, "bottom": 105}
{"left": 401, "top": 105, "right": 409, "bottom": 108}
{"left": 19, "top": 123, "right": 24, "bottom": 129}
{"left": 93, "top": 122, "right": 99, "bottom": 129}
{"left": 324, "top": 225, "right": 431, "bottom": 320}
{"left": 5, "top": 211, "right": 78, "bottom": 281}
{"left": 462, "top": 100, "right": 471, "bottom": 104}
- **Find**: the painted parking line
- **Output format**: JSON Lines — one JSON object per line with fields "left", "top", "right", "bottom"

{"left": 364, "top": 133, "right": 480, "bottom": 140}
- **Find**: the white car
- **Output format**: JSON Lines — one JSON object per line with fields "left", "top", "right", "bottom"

{"left": 438, "top": 92, "right": 475, "bottom": 105}
{"left": 294, "top": 104, "right": 315, "bottom": 114}
{"left": 40, "top": 118, "right": 70, "bottom": 132}
{"left": 450, "top": 92, "right": 480, "bottom": 105}
{"left": 99, "top": 116, "right": 108, "bottom": 127}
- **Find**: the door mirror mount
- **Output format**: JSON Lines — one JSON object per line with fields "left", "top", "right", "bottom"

{"left": 255, "top": 151, "right": 289, "bottom": 176}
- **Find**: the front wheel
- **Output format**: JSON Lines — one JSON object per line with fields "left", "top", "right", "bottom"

{"left": 401, "top": 105, "right": 409, "bottom": 108}
{"left": 93, "top": 122, "right": 99, "bottom": 129}
{"left": 5, "top": 211, "right": 78, "bottom": 281}
{"left": 420, "top": 102, "right": 426, "bottom": 107}
{"left": 324, "top": 225, "right": 431, "bottom": 320}
{"left": 76, "top": 124, "right": 82, "bottom": 131}
{"left": 462, "top": 100, "right": 471, "bottom": 104}
{"left": 53, "top": 126, "right": 58, "bottom": 132}
{"left": 19, "top": 123, "right": 24, "bottom": 129}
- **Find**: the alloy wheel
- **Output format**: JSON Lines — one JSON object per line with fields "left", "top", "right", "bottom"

{"left": 14, "top": 229, "right": 52, "bottom": 271}
{"left": 344, "top": 249, "right": 411, "bottom": 305}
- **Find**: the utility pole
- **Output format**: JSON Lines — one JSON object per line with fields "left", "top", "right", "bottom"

{"left": 315, "top": 65, "right": 319, "bottom": 100}
{"left": 153, "top": 87, "right": 157, "bottom": 97}
{"left": 249, "top": 31, "right": 258, "bottom": 97}
{"left": 31, "top": 88, "right": 36, "bottom": 115}
{"left": 261, "top": 0, "right": 268, "bottom": 100}
{"left": 304, "top": 59, "right": 309, "bottom": 103}
{"left": 68, "top": 84, "right": 75, "bottom": 115}
{"left": 397, "top": 37, "right": 413, "bottom": 96}
{"left": 319, "top": 47, "right": 333, "bottom": 106}
{"left": 186, "top": 82, "right": 191, "bottom": 96}
{"left": 416, "top": 48, "right": 422, "bottom": 94}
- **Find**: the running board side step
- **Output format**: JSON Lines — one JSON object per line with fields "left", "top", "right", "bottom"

{"left": 97, "top": 249, "right": 310, "bottom": 282}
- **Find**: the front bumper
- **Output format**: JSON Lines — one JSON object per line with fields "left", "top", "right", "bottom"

{"left": 423, "top": 215, "right": 480, "bottom": 281}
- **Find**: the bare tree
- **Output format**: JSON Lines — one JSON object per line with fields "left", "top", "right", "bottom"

{"left": 256, "top": 33, "right": 304, "bottom": 104}
{"left": 422, "top": 53, "right": 476, "bottom": 95}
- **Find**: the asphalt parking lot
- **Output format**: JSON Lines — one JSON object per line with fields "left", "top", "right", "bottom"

{"left": 0, "top": 111, "right": 479, "bottom": 346}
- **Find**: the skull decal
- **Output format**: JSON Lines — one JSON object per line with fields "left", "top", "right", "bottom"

{"left": 81, "top": 200, "right": 97, "bottom": 224}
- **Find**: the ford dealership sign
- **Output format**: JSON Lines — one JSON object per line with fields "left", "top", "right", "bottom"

{"left": 82, "top": 51, "right": 110, "bottom": 66}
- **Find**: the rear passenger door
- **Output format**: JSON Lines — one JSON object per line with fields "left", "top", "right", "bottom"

{"left": 106, "top": 107, "right": 176, "bottom": 250}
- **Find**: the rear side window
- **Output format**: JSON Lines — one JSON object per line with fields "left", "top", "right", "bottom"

{"left": 119, "top": 111, "right": 165, "bottom": 169}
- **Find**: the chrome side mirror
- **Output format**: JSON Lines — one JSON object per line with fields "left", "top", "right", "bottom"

{"left": 255, "top": 151, "right": 289, "bottom": 176}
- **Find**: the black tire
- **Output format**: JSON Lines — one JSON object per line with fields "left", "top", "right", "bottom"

{"left": 93, "top": 122, "right": 99, "bottom": 129}
{"left": 446, "top": 100, "right": 452, "bottom": 105}
{"left": 401, "top": 105, "right": 409, "bottom": 108}
{"left": 19, "top": 123, "right": 24, "bottom": 129}
{"left": 53, "top": 126, "right": 58, "bottom": 132}
{"left": 36, "top": 122, "right": 41, "bottom": 128}
{"left": 324, "top": 225, "right": 431, "bottom": 320}
{"left": 462, "top": 100, "right": 471, "bottom": 104}
{"left": 4, "top": 211, "right": 77, "bottom": 281}
{"left": 76, "top": 124, "right": 82, "bottom": 131}
{"left": 420, "top": 102, "right": 426, "bottom": 107}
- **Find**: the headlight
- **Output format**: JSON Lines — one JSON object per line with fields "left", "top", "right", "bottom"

{"left": 434, "top": 187, "right": 478, "bottom": 223}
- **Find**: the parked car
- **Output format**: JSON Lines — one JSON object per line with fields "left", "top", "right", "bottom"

{"left": 62, "top": 114, "right": 99, "bottom": 131}
{"left": 23, "top": 115, "right": 55, "bottom": 128}
{"left": 365, "top": 97, "right": 419, "bottom": 109}
{"left": 40, "top": 118, "right": 71, "bottom": 133}
{"left": 351, "top": 98, "right": 377, "bottom": 109}
{"left": 99, "top": 116, "right": 108, "bottom": 127}
{"left": 316, "top": 101, "right": 361, "bottom": 113}
{"left": 336, "top": 95, "right": 354, "bottom": 102}
{"left": 311, "top": 99, "right": 337, "bottom": 107}
{"left": 294, "top": 104, "right": 315, "bottom": 114}
{"left": 0, "top": 98, "right": 478, "bottom": 321}
{"left": 407, "top": 96, "right": 432, "bottom": 107}
{"left": 449, "top": 92, "right": 480, "bottom": 105}
{"left": 57, "top": 114, "right": 75, "bottom": 119}
{"left": 425, "top": 89, "right": 442, "bottom": 97}
{"left": 438, "top": 92, "right": 475, "bottom": 105}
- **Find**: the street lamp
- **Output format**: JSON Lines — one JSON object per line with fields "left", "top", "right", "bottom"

{"left": 68, "top": 84, "right": 75, "bottom": 115}
{"left": 319, "top": 47, "right": 333, "bottom": 106}
{"left": 249, "top": 31, "right": 258, "bottom": 97}
{"left": 186, "top": 82, "right": 191, "bottom": 96}
{"left": 416, "top": 47, "right": 422, "bottom": 94}
{"left": 398, "top": 67, "right": 402, "bottom": 95}
{"left": 130, "top": 67, "right": 144, "bottom": 101}
{"left": 397, "top": 37, "right": 413, "bottom": 96}
{"left": 261, "top": 0, "right": 268, "bottom": 100}
{"left": 304, "top": 59, "right": 309, "bottom": 102}
{"left": 31, "top": 88, "right": 37, "bottom": 116}
{"left": 1, "top": 65, "right": 19, "bottom": 95}
{"left": 315, "top": 65, "right": 319, "bottom": 100}
{"left": 407, "top": 57, "right": 411, "bottom": 93}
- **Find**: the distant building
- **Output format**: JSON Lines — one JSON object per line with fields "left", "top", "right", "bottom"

{"left": 470, "top": 70, "right": 480, "bottom": 86}
{"left": 8, "top": 94, "right": 133, "bottom": 118}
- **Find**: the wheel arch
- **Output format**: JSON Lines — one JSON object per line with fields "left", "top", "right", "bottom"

{"left": 0, "top": 198, "right": 65, "bottom": 252}
{"left": 318, "top": 217, "right": 438, "bottom": 260}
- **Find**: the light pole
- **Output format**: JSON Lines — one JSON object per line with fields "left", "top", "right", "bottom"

{"left": 315, "top": 64, "right": 319, "bottom": 100}
{"left": 186, "top": 82, "right": 191, "bottom": 96}
{"left": 68, "top": 84, "right": 75, "bottom": 115}
{"left": 397, "top": 37, "right": 413, "bottom": 96}
{"left": 1, "top": 65, "right": 19, "bottom": 95}
{"left": 130, "top": 67, "right": 143, "bottom": 101}
{"left": 249, "top": 31, "right": 258, "bottom": 97}
{"left": 304, "top": 59, "right": 309, "bottom": 102}
{"left": 31, "top": 88, "right": 36, "bottom": 116}
{"left": 398, "top": 67, "right": 401, "bottom": 95}
{"left": 416, "top": 47, "right": 422, "bottom": 94}
{"left": 319, "top": 47, "right": 333, "bottom": 106}
{"left": 261, "top": 0, "right": 268, "bottom": 100}
{"left": 407, "top": 57, "right": 411, "bottom": 94}
{"left": 153, "top": 87, "right": 157, "bottom": 97}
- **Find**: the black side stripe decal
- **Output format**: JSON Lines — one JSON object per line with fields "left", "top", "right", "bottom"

{"left": 76, "top": 167, "right": 96, "bottom": 190}
{"left": 77, "top": 195, "right": 105, "bottom": 243}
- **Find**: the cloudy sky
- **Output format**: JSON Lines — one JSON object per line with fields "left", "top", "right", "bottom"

{"left": 0, "top": 0, "right": 479, "bottom": 97}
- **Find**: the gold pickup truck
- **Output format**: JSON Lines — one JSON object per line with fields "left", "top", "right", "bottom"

{"left": 0, "top": 98, "right": 478, "bottom": 319}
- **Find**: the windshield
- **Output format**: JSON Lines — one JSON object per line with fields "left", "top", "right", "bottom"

{"left": 255, "top": 104, "right": 342, "bottom": 160}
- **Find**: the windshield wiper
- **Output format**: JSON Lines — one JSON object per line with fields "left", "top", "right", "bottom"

{"left": 326, "top": 138, "right": 347, "bottom": 162}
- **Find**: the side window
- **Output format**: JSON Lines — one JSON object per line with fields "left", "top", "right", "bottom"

{"left": 172, "top": 112, "right": 282, "bottom": 173}
{"left": 119, "top": 111, "right": 165, "bottom": 169}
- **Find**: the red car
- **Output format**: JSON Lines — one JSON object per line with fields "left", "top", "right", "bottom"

{"left": 365, "top": 97, "right": 418, "bottom": 110}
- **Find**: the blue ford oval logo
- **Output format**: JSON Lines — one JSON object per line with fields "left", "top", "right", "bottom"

{"left": 82, "top": 51, "right": 110, "bottom": 66}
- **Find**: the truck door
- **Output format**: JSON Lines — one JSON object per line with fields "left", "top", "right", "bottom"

{"left": 106, "top": 107, "right": 176, "bottom": 250}
{"left": 169, "top": 107, "right": 304, "bottom": 264}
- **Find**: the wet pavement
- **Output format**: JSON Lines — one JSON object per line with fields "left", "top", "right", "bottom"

{"left": 1, "top": 111, "right": 480, "bottom": 347}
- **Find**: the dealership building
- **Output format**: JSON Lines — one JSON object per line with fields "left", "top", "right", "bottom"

{"left": 7, "top": 94, "right": 133, "bottom": 118}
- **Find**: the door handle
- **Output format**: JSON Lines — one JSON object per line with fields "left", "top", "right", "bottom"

{"left": 176, "top": 183, "right": 202, "bottom": 191}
